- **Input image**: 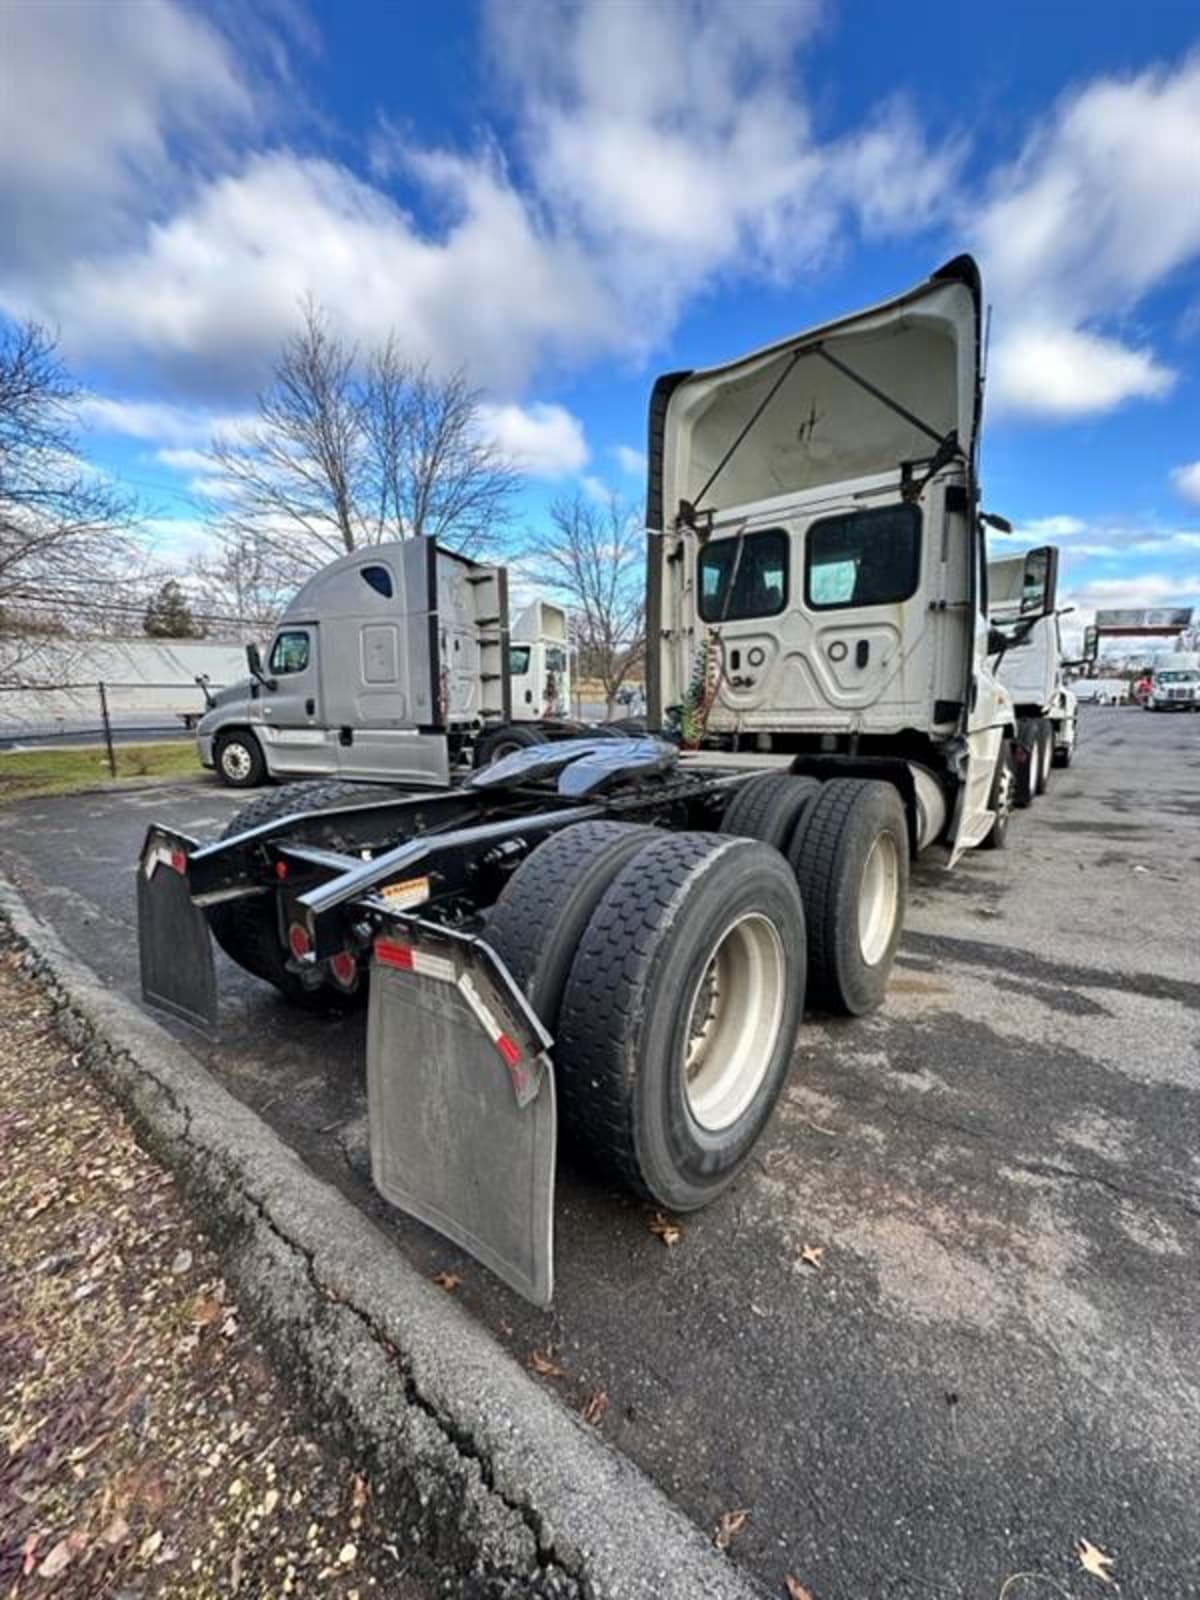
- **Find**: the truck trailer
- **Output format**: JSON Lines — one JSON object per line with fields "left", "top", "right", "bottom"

{"left": 987, "top": 548, "right": 1078, "bottom": 804}
{"left": 138, "top": 255, "right": 1053, "bottom": 1303}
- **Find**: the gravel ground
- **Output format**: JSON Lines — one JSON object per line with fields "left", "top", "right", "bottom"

{"left": 0, "top": 950, "right": 428, "bottom": 1600}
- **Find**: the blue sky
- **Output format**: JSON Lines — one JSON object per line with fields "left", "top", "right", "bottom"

{"left": 1, "top": 0, "right": 1198, "bottom": 632}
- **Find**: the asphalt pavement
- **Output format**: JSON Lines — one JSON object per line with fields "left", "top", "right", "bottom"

{"left": 1, "top": 708, "right": 1197, "bottom": 1600}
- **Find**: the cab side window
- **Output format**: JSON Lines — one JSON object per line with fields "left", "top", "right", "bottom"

{"left": 806, "top": 504, "right": 922, "bottom": 610}
{"left": 269, "top": 630, "right": 310, "bottom": 674}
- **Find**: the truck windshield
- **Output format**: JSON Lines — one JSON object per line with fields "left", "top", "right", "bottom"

{"left": 1157, "top": 671, "right": 1198, "bottom": 683}
{"left": 805, "top": 504, "right": 922, "bottom": 611}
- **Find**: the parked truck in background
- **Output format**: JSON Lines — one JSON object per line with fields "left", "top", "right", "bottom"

{"left": 1144, "top": 654, "right": 1200, "bottom": 711}
{"left": 139, "top": 254, "right": 1052, "bottom": 1303}
{"left": 194, "top": 543, "right": 584, "bottom": 786}
{"left": 987, "top": 549, "right": 1077, "bottom": 804}
{"left": 508, "top": 599, "right": 571, "bottom": 722}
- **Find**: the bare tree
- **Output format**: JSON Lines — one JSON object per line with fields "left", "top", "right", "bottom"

{"left": 0, "top": 319, "right": 140, "bottom": 675}
{"left": 209, "top": 303, "right": 517, "bottom": 578}
{"left": 186, "top": 532, "right": 295, "bottom": 639}
{"left": 522, "top": 490, "right": 646, "bottom": 716}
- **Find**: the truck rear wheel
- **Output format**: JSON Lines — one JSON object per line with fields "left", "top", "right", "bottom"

{"left": 483, "top": 820, "right": 653, "bottom": 1025}
{"left": 208, "top": 779, "right": 413, "bottom": 1011}
{"left": 1052, "top": 722, "right": 1075, "bottom": 768}
{"left": 786, "top": 779, "right": 909, "bottom": 1015}
{"left": 215, "top": 729, "right": 266, "bottom": 789}
{"left": 719, "top": 772, "right": 819, "bottom": 851}
{"left": 555, "top": 834, "right": 805, "bottom": 1211}
{"left": 473, "top": 724, "right": 547, "bottom": 767}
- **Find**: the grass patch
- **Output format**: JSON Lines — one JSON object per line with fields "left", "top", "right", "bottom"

{"left": 0, "top": 741, "right": 201, "bottom": 804}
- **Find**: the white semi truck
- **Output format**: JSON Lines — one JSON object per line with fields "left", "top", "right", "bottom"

{"left": 987, "top": 549, "right": 1078, "bottom": 804}
{"left": 194, "top": 546, "right": 581, "bottom": 786}
{"left": 138, "top": 255, "right": 1052, "bottom": 1303}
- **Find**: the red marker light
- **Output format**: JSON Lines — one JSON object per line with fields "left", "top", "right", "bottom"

{"left": 329, "top": 952, "right": 357, "bottom": 987}
{"left": 275, "top": 860, "right": 289, "bottom": 880}
{"left": 496, "top": 1034, "right": 522, "bottom": 1068}
{"left": 288, "top": 922, "right": 311, "bottom": 959}
{"left": 169, "top": 849, "right": 187, "bottom": 874}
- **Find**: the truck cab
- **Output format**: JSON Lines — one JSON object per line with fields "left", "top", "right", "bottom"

{"left": 508, "top": 600, "right": 571, "bottom": 721}
{"left": 196, "top": 540, "right": 509, "bottom": 787}
{"left": 988, "top": 548, "right": 1078, "bottom": 792}
{"left": 1146, "top": 665, "right": 1200, "bottom": 710}
{"left": 646, "top": 255, "right": 1047, "bottom": 861}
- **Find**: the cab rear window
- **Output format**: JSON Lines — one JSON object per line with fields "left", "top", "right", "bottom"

{"left": 805, "top": 504, "right": 921, "bottom": 610}
{"left": 698, "top": 529, "right": 788, "bottom": 621}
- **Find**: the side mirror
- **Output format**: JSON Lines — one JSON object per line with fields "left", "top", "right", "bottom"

{"left": 981, "top": 510, "right": 1013, "bottom": 534}
{"left": 1019, "top": 545, "right": 1058, "bottom": 617}
{"left": 246, "top": 642, "right": 277, "bottom": 690}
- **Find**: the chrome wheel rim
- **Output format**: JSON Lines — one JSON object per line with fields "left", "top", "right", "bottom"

{"left": 683, "top": 912, "right": 786, "bottom": 1132}
{"left": 222, "top": 742, "right": 252, "bottom": 781}
{"left": 858, "top": 833, "right": 901, "bottom": 966}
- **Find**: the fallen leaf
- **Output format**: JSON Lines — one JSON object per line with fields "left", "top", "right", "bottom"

{"left": 170, "top": 1249, "right": 193, "bottom": 1275}
{"left": 192, "top": 1296, "right": 222, "bottom": 1325}
{"left": 785, "top": 1578, "right": 815, "bottom": 1600}
{"left": 714, "top": 1508, "right": 750, "bottom": 1550}
{"left": 800, "top": 1244, "right": 824, "bottom": 1269}
{"left": 138, "top": 1530, "right": 163, "bottom": 1562}
{"left": 100, "top": 1516, "right": 130, "bottom": 1548}
{"left": 338, "top": 1542, "right": 358, "bottom": 1566}
{"left": 529, "top": 1350, "right": 566, "bottom": 1378}
{"left": 21, "top": 1532, "right": 41, "bottom": 1576}
{"left": 1078, "top": 1538, "right": 1115, "bottom": 1585}
{"left": 38, "top": 1539, "right": 76, "bottom": 1580}
{"left": 350, "top": 1474, "right": 369, "bottom": 1511}
{"left": 433, "top": 1271, "right": 463, "bottom": 1292}
{"left": 262, "top": 1489, "right": 281, "bottom": 1517}
{"left": 649, "top": 1212, "right": 683, "bottom": 1247}
{"left": 582, "top": 1391, "right": 609, "bottom": 1426}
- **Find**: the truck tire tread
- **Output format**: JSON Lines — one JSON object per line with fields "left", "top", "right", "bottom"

{"left": 720, "top": 772, "right": 819, "bottom": 851}
{"left": 786, "top": 778, "right": 909, "bottom": 1015}
{"left": 556, "top": 832, "right": 805, "bottom": 1208}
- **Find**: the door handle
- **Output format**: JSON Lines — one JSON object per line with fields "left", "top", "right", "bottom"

{"left": 856, "top": 639, "right": 870, "bottom": 667}
{"left": 305, "top": 698, "right": 315, "bottom": 715}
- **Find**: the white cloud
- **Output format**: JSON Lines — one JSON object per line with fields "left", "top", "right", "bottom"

{"left": 1170, "top": 461, "right": 1200, "bottom": 506}
{"left": 4, "top": 0, "right": 963, "bottom": 401}
{"left": 155, "top": 447, "right": 214, "bottom": 473}
{"left": 1017, "top": 515, "right": 1088, "bottom": 538}
{"left": 477, "top": 401, "right": 588, "bottom": 478}
{"left": 614, "top": 445, "right": 647, "bottom": 478}
{"left": 978, "top": 56, "right": 1200, "bottom": 418}
{"left": 1066, "top": 572, "right": 1200, "bottom": 611}
{"left": 988, "top": 326, "right": 1174, "bottom": 418}
{"left": 0, "top": 0, "right": 256, "bottom": 275}
{"left": 76, "top": 396, "right": 251, "bottom": 447}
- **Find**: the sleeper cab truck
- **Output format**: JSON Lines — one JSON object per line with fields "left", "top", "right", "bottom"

{"left": 987, "top": 548, "right": 1078, "bottom": 803}
{"left": 138, "top": 255, "right": 1052, "bottom": 1304}
{"left": 195, "top": 540, "right": 577, "bottom": 789}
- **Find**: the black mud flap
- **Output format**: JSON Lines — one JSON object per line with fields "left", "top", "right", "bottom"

{"left": 366, "top": 918, "right": 556, "bottom": 1306}
{"left": 137, "top": 826, "right": 217, "bottom": 1031}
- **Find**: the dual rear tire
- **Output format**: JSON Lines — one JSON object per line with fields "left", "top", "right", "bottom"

{"left": 487, "top": 824, "right": 806, "bottom": 1212}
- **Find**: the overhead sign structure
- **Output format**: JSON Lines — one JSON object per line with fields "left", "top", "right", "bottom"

{"left": 1093, "top": 607, "right": 1193, "bottom": 636}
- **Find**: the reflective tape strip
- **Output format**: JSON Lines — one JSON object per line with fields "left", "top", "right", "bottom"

{"left": 375, "top": 938, "right": 456, "bottom": 984}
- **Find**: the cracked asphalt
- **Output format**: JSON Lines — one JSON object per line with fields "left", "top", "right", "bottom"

{"left": 2, "top": 706, "right": 1197, "bottom": 1600}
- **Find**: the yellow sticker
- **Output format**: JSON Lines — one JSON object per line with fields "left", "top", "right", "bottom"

{"left": 379, "top": 875, "right": 431, "bottom": 910}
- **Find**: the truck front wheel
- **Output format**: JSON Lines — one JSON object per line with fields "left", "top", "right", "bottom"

{"left": 981, "top": 745, "right": 1016, "bottom": 851}
{"left": 786, "top": 779, "right": 909, "bottom": 1016}
{"left": 473, "top": 724, "right": 547, "bottom": 767}
{"left": 555, "top": 834, "right": 806, "bottom": 1211}
{"left": 1035, "top": 721, "right": 1053, "bottom": 795}
{"left": 215, "top": 730, "right": 266, "bottom": 789}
